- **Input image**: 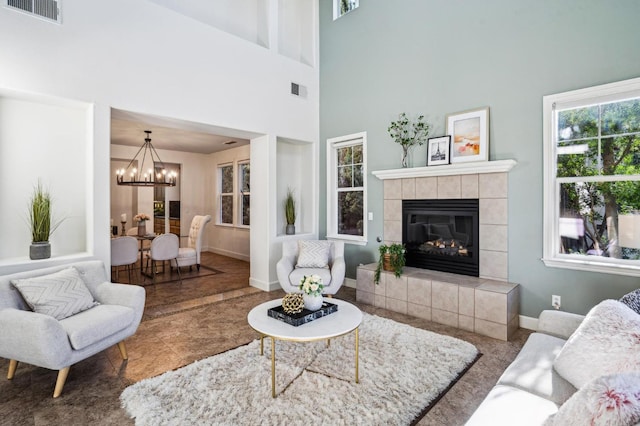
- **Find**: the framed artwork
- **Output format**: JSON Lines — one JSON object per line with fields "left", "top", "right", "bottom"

{"left": 446, "top": 106, "right": 489, "bottom": 163}
{"left": 427, "top": 135, "right": 451, "bottom": 166}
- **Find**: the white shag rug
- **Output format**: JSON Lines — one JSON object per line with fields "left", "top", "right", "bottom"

{"left": 120, "top": 313, "right": 479, "bottom": 425}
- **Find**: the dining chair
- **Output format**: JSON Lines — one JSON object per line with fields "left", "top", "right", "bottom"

{"left": 110, "top": 236, "right": 138, "bottom": 283}
{"left": 171, "top": 215, "right": 211, "bottom": 271}
{"left": 146, "top": 233, "right": 181, "bottom": 284}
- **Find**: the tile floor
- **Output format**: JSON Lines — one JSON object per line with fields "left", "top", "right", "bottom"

{"left": 0, "top": 252, "right": 530, "bottom": 425}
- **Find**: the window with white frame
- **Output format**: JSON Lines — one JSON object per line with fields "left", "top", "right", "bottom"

{"left": 327, "top": 132, "right": 366, "bottom": 244}
{"left": 218, "top": 164, "right": 233, "bottom": 225}
{"left": 543, "top": 77, "right": 640, "bottom": 276}
{"left": 333, "top": 0, "right": 358, "bottom": 19}
{"left": 238, "top": 161, "right": 250, "bottom": 227}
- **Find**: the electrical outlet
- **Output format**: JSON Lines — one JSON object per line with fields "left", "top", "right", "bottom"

{"left": 552, "top": 295, "right": 561, "bottom": 309}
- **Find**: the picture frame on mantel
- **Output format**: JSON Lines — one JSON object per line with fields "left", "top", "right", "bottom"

{"left": 427, "top": 135, "right": 451, "bottom": 166}
{"left": 446, "top": 106, "right": 489, "bottom": 163}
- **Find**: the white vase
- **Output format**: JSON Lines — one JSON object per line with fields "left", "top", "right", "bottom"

{"left": 303, "top": 293, "right": 323, "bottom": 311}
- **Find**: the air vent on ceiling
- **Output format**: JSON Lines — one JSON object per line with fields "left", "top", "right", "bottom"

{"left": 5, "top": 0, "right": 61, "bottom": 23}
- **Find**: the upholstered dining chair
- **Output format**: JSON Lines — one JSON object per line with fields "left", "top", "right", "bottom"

{"left": 147, "top": 233, "right": 182, "bottom": 284}
{"left": 171, "top": 215, "right": 211, "bottom": 271}
{"left": 276, "top": 240, "right": 345, "bottom": 296}
{"left": 110, "top": 236, "right": 138, "bottom": 283}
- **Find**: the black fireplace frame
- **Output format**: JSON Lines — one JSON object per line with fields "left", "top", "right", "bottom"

{"left": 402, "top": 199, "right": 479, "bottom": 277}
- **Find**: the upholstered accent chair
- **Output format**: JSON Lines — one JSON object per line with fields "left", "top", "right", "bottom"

{"left": 276, "top": 240, "right": 345, "bottom": 295}
{"left": 171, "top": 214, "right": 211, "bottom": 271}
{"left": 147, "top": 233, "right": 181, "bottom": 284}
{"left": 0, "top": 260, "right": 145, "bottom": 398}
{"left": 110, "top": 236, "right": 138, "bottom": 282}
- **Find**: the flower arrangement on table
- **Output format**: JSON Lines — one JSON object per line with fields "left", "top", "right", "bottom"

{"left": 299, "top": 274, "right": 324, "bottom": 296}
{"left": 133, "top": 213, "right": 151, "bottom": 223}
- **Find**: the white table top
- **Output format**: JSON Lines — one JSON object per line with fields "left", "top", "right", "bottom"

{"left": 247, "top": 298, "right": 363, "bottom": 341}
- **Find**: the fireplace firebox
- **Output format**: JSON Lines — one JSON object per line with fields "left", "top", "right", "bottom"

{"left": 403, "top": 199, "right": 479, "bottom": 276}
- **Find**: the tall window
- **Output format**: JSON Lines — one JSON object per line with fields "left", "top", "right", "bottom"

{"left": 238, "top": 161, "right": 250, "bottom": 226}
{"left": 543, "top": 77, "right": 640, "bottom": 276}
{"left": 333, "top": 0, "right": 358, "bottom": 19}
{"left": 327, "top": 132, "right": 367, "bottom": 244}
{"left": 219, "top": 164, "right": 233, "bottom": 225}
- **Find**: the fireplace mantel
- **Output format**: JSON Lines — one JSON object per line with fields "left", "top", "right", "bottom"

{"left": 372, "top": 159, "right": 517, "bottom": 180}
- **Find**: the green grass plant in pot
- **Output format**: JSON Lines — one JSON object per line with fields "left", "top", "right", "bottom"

{"left": 284, "top": 187, "right": 296, "bottom": 235}
{"left": 28, "top": 180, "right": 64, "bottom": 260}
{"left": 374, "top": 243, "right": 406, "bottom": 284}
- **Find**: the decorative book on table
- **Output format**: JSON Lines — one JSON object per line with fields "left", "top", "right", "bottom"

{"left": 268, "top": 301, "right": 338, "bottom": 327}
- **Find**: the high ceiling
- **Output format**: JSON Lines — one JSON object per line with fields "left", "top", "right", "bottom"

{"left": 111, "top": 109, "right": 255, "bottom": 155}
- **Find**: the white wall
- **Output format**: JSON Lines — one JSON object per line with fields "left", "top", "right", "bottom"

{"left": 0, "top": 93, "right": 89, "bottom": 263}
{"left": 0, "top": 1, "right": 319, "bottom": 283}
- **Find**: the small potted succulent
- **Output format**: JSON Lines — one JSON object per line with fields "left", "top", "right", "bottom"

{"left": 374, "top": 243, "right": 406, "bottom": 284}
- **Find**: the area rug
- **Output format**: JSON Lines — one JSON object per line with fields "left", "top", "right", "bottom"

{"left": 120, "top": 313, "right": 479, "bottom": 425}
{"left": 136, "top": 264, "right": 223, "bottom": 286}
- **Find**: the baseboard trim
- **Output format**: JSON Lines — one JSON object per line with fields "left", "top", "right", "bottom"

{"left": 344, "top": 277, "right": 356, "bottom": 289}
{"left": 249, "top": 277, "right": 281, "bottom": 292}
{"left": 206, "top": 247, "right": 249, "bottom": 262}
{"left": 519, "top": 315, "right": 538, "bottom": 331}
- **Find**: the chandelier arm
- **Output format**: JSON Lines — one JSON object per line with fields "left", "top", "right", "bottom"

{"left": 123, "top": 143, "right": 148, "bottom": 172}
{"left": 148, "top": 142, "right": 167, "bottom": 171}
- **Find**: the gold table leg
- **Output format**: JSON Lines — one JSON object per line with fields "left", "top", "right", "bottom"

{"left": 260, "top": 335, "right": 264, "bottom": 355}
{"left": 355, "top": 327, "right": 359, "bottom": 383}
{"left": 271, "top": 337, "right": 276, "bottom": 398}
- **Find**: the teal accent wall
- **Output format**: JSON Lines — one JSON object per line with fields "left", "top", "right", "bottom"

{"left": 319, "top": 0, "right": 640, "bottom": 317}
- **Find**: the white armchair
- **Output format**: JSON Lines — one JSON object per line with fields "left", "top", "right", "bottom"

{"left": 171, "top": 215, "right": 211, "bottom": 271}
{"left": 0, "top": 260, "right": 145, "bottom": 398}
{"left": 276, "top": 240, "right": 345, "bottom": 295}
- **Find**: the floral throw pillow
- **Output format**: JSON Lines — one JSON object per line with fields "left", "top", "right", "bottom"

{"left": 553, "top": 300, "right": 640, "bottom": 389}
{"left": 620, "top": 289, "right": 640, "bottom": 315}
{"left": 544, "top": 372, "right": 640, "bottom": 426}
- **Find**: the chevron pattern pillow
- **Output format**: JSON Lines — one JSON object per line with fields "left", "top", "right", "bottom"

{"left": 296, "top": 240, "right": 331, "bottom": 269}
{"left": 11, "top": 267, "right": 99, "bottom": 320}
{"left": 620, "top": 289, "right": 640, "bottom": 315}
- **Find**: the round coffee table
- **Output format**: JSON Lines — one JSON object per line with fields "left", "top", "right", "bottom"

{"left": 247, "top": 298, "right": 363, "bottom": 397}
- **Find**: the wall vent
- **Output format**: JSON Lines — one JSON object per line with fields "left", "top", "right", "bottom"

{"left": 5, "top": 0, "right": 61, "bottom": 23}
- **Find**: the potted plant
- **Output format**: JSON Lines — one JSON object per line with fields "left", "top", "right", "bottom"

{"left": 388, "top": 112, "right": 431, "bottom": 167}
{"left": 284, "top": 187, "right": 296, "bottom": 235}
{"left": 27, "top": 180, "right": 64, "bottom": 260}
{"left": 374, "top": 243, "right": 406, "bottom": 284}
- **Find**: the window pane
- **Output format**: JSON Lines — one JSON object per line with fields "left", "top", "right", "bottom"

{"left": 353, "top": 145, "right": 363, "bottom": 164}
{"left": 354, "top": 164, "right": 363, "bottom": 187}
{"left": 601, "top": 99, "right": 640, "bottom": 136}
{"left": 556, "top": 139, "right": 598, "bottom": 178}
{"left": 338, "top": 191, "right": 363, "bottom": 236}
{"left": 221, "top": 166, "right": 233, "bottom": 193}
{"left": 600, "top": 136, "right": 640, "bottom": 176}
{"left": 221, "top": 195, "right": 233, "bottom": 224}
{"left": 239, "top": 163, "right": 250, "bottom": 193}
{"left": 337, "top": 146, "right": 352, "bottom": 166}
{"left": 242, "top": 194, "right": 250, "bottom": 226}
{"left": 338, "top": 165, "right": 352, "bottom": 188}
{"left": 559, "top": 181, "right": 640, "bottom": 259}
{"left": 557, "top": 106, "right": 598, "bottom": 141}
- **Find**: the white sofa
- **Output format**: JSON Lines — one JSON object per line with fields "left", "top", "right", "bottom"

{"left": 466, "top": 305, "right": 640, "bottom": 425}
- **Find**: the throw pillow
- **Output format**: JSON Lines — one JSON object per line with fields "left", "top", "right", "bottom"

{"left": 296, "top": 240, "right": 331, "bottom": 269}
{"left": 553, "top": 300, "right": 640, "bottom": 389}
{"left": 544, "top": 372, "right": 640, "bottom": 426}
{"left": 11, "top": 267, "right": 99, "bottom": 320}
{"left": 620, "top": 289, "right": 640, "bottom": 315}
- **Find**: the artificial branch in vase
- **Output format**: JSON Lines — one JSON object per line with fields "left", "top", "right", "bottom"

{"left": 388, "top": 112, "right": 431, "bottom": 168}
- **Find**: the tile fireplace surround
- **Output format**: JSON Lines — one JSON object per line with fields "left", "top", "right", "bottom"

{"left": 356, "top": 160, "right": 520, "bottom": 340}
